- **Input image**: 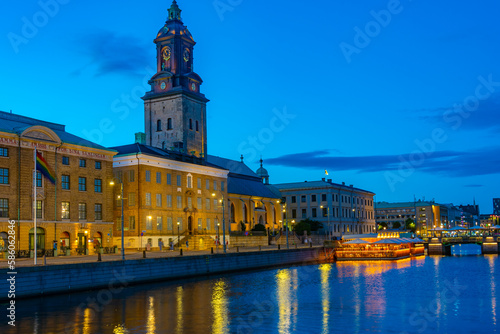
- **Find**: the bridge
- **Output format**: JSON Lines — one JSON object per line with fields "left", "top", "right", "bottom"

{"left": 425, "top": 236, "right": 500, "bottom": 255}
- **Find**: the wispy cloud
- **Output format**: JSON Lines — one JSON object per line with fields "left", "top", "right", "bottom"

{"left": 73, "top": 30, "right": 150, "bottom": 77}
{"left": 464, "top": 184, "right": 484, "bottom": 188}
{"left": 412, "top": 93, "right": 500, "bottom": 134}
{"left": 266, "top": 147, "right": 500, "bottom": 178}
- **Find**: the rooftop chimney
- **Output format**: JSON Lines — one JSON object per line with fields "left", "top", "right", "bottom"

{"left": 135, "top": 132, "right": 146, "bottom": 144}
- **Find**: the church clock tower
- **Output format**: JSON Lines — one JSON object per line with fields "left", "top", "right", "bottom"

{"left": 143, "top": 0, "right": 208, "bottom": 158}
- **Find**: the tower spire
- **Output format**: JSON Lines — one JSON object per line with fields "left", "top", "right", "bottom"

{"left": 168, "top": 0, "right": 182, "bottom": 21}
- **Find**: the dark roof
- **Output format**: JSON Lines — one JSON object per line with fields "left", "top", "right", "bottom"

{"left": 207, "top": 155, "right": 280, "bottom": 199}
{"left": 112, "top": 143, "right": 225, "bottom": 170}
{"left": 0, "top": 111, "right": 113, "bottom": 151}
{"left": 274, "top": 180, "right": 375, "bottom": 195}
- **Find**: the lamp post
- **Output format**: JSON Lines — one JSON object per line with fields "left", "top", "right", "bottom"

{"left": 177, "top": 221, "right": 180, "bottom": 250}
{"left": 217, "top": 222, "right": 220, "bottom": 251}
{"left": 321, "top": 205, "right": 331, "bottom": 240}
{"left": 110, "top": 179, "right": 125, "bottom": 261}
{"left": 213, "top": 193, "right": 226, "bottom": 253}
{"left": 282, "top": 204, "right": 289, "bottom": 249}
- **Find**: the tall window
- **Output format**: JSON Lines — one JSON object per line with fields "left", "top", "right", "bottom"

{"left": 167, "top": 118, "right": 173, "bottom": 130}
{"left": 187, "top": 197, "right": 192, "bottom": 209}
{"left": 145, "top": 170, "right": 151, "bottom": 182}
{"left": 322, "top": 194, "right": 327, "bottom": 202}
{"left": 156, "top": 172, "right": 161, "bottom": 184}
{"left": 0, "top": 199, "right": 8, "bottom": 218}
{"left": 127, "top": 170, "right": 135, "bottom": 182}
{"left": 207, "top": 218, "right": 211, "bottom": 231}
{"left": 177, "top": 196, "right": 182, "bottom": 209}
{"left": 301, "top": 195, "right": 306, "bottom": 203}
{"left": 36, "top": 201, "right": 43, "bottom": 219}
{"left": 187, "top": 175, "right": 193, "bottom": 188}
{"left": 206, "top": 179, "right": 210, "bottom": 190}
{"left": 291, "top": 196, "right": 296, "bottom": 204}
{"left": 62, "top": 156, "right": 69, "bottom": 165}
{"left": 157, "top": 119, "right": 162, "bottom": 131}
{"left": 95, "top": 204, "right": 102, "bottom": 220}
{"left": 221, "top": 181, "right": 225, "bottom": 192}
{"left": 177, "top": 175, "right": 181, "bottom": 186}
{"left": 196, "top": 121, "right": 199, "bottom": 132}
{"left": 145, "top": 193, "right": 152, "bottom": 206}
{"left": 95, "top": 161, "right": 102, "bottom": 170}
{"left": 36, "top": 171, "right": 42, "bottom": 188}
{"left": 0, "top": 168, "right": 8, "bottom": 184}
{"left": 197, "top": 197, "right": 202, "bottom": 210}
{"left": 311, "top": 195, "right": 317, "bottom": 202}
{"left": 146, "top": 216, "right": 153, "bottom": 230}
{"left": 189, "top": 119, "right": 193, "bottom": 130}
{"left": 61, "top": 202, "right": 70, "bottom": 219}
{"left": 0, "top": 147, "right": 8, "bottom": 157}
{"left": 167, "top": 195, "right": 172, "bottom": 208}
{"left": 94, "top": 179, "right": 102, "bottom": 193}
{"left": 129, "top": 193, "right": 136, "bottom": 206}
{"left": 61, "top": 175, "right": 70, "bottom": 190}
{"left": 167, "top": 173, "right": 172, "bottom": 185}
{"left": 197, "top": 178, "right": 202, "bottom": 189}
{"left": 167, "top": 217, "right": 173, "bottom": 230}
{"left": 157, "top": 216, "right": 163, "bottom": 231}
{"left": 78, "top": 177, "right": 86, "bottom": 191}
{"left": 79, "top": 159, "right": 86, "bottom": 168}
{"left": 78, "top": 203, "right": 87, "bottom": 220}
{"left": 213, "top": 181, "right": 217, "bottom": 191}
{"left": 206, "top": 198, "right": 211, "bottom": 210}
{"left": 156, "top": 194, "right": 162, "bottom": 207}
{"left": 129, "top": 216, "right": 136, "bottom": 230}
{"left": 198, "top": 218, "right": 203, "bottom": 231}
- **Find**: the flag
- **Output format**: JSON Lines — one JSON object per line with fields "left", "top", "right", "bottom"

{"left": 36, "top": 151, "right": 56, "bottom": 184}
{"left": 325, "top": 170, "right": 329, "bottom": 176}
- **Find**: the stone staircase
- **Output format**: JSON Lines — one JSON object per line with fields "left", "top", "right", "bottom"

{"left": 184, "top": 235, "right": 215, "bottom": 251}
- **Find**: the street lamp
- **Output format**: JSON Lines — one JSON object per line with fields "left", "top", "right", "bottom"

{"left": 217, "top": 222, "right": 220, "bottom": 251}
{"left": 212, "top": 193, "right": 226, "bottom": 253}
{"left": 321, "top": 205, "right": 331, "bottom": 240}
{"left": 177, "top": 221, "right": 180, "bottom": 250}
{"left": 110, "top": 179, "right": 125, "bottom": 261}
{"left": 283, "top": 204, "right": 289, "bottom": 249}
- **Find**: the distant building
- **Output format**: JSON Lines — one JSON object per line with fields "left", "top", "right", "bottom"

{"left": 0, "top": 111, "right": 117, "bottom": 254}
{"left": 375, "top": 200, "right": 449, "bottom": 237}
{"left": 494, "top": 198, "right": 500, "bottom": 215}
{"left": 272, "top": 178, "right": 376, "bottom": 236}
{"left": 458, "top": 204, "right": 480, "bottom": 227}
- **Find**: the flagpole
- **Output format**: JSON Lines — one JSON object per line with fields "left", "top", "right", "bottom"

{"left": 33, "top": 148, "right": 37, "bottom": 265}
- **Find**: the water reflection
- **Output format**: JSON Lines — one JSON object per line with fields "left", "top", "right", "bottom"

{"left": 211, "top": 279, "right": 229, "bottom": 334}
{"left": 2, "top": 257, "right": 499, "bottom": 334}
{"left": 319, "top": 264, "right": 331, "bottom": 334}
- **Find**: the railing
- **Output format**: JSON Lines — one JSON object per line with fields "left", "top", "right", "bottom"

{"left": 442, "top": 237, "right": 484, "bottom": 244}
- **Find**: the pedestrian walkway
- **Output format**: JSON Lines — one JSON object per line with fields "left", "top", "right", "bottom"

{"left": 0, "top": 244, "right": 320, "bottom": 269}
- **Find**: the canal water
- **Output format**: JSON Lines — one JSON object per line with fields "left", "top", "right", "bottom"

{"left": 2, "top": 249, "right": 498, "bottom": 334}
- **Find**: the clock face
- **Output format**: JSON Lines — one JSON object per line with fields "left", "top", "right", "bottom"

{"left": 183, "top": 48, "right": 190, "bottom": 62}
{"left": 161, "top": 82, "right": 166, "bottom": 90}
{"left": 162, "top": 47, "right": 171, "bottom": 61}
{"left": 191, "top": 83, "right": 196, "bottom": 91}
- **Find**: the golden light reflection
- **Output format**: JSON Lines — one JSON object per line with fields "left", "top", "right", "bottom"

{"left": 176, "top": 286, "right": 184, "bottom": 334}
{"left": 276, "top": 269, "right": 292, "bottom": 334}
{"left": 83, "top": 307, "right": 92, "bottom": 334}
{"left": 319, "top": 264, "right": 331, "bottom": 334}
{"left": 336, "top": 259, "right": 412, "bottom": 277}
{"left": 211, "top": 279, "right": 229, "bottom": 334}
{"left": 487, "top": 255, "right": 497, "bottom": 326}
{"left": 147, "top": 296, "right": 156, "bottom": 334}
{"left": 113, "top": 324, "right": 130, "bottom": 334}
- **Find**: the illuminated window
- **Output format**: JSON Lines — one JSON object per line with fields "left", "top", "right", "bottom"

{"left": 61, "top": 202, "right": 70, "bottom": 219}
{"left": 0, "top": 199, "right": 9, "bottom": 218}
{"left": 78, "top": 203, "right": 86, "bottom": 220}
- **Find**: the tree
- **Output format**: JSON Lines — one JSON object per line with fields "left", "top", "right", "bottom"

{"left": 240, "top": 221, "right": 246, "bottom": 232}
{"left": 300, "top": 218, "right": 323, "bottom": 232}
{"left": 405, "top": 218, "right": 416, "bottom": 232}
{"left": 293, "top": 221, "right": 311, "bottom": 236}
{"left": 378, "top": 222, "right": 388, "bottom": 230}
{"left": 251, "top": 224, "right": 267, "bottom": 234}
{"left": 393, "top": 222, "right": 402, "bottom": 229}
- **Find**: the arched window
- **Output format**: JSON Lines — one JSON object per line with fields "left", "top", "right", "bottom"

{"left": 243, "top": 203, "right": 248, "bottom": 223}
{"left": 230, "top": 203, "right": 235, "bottom": 223}
{"left": 167, "top": 118, "right": 173, "bottom": 130}
{"left": 189, "top": 119, "right": 193, "bottom": 130}
{"left": 157, "top": 120, "right": 162, "bottom": 131}
{"left": 196, "top": 121, "right": 199, "bottom": 132}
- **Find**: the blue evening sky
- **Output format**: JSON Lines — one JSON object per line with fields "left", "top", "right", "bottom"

{"left": 1, "top": 0, "right": 499, "bottom": 212}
